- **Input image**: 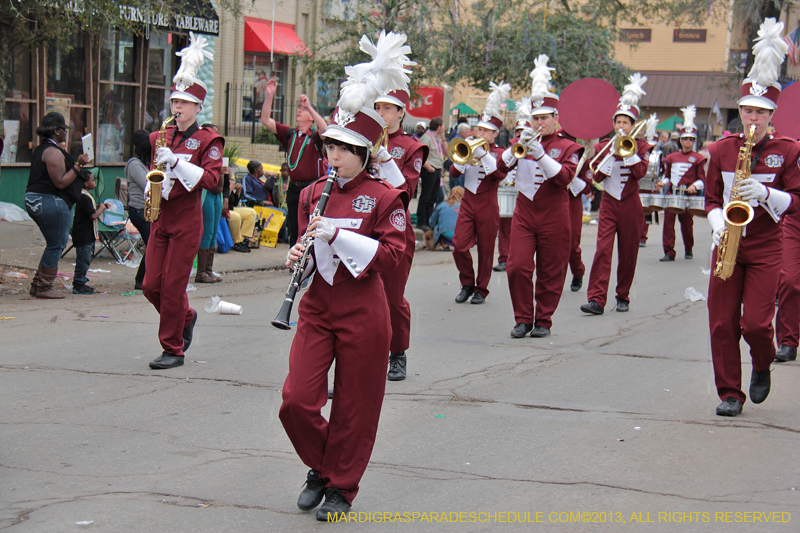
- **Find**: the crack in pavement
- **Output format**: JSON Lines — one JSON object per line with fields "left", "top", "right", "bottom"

{"left": 580, "top": 300, "right": 699, "bottom": 349}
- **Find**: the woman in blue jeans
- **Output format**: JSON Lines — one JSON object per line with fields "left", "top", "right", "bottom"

{"left": 25, "top": 112, "right": 90, "bottom": 299}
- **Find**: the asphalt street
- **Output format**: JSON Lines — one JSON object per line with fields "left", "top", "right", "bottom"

{"left": 1, "top": 218, "right": 799, "bottom": 532}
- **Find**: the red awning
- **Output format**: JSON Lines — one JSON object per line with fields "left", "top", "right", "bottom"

{"left": 244, "top": 17, "right": 309, "bottom": 56}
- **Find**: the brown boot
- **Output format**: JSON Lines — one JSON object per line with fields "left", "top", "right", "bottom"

{"left": 29, "top": 264, "right": 43, "bottom": 296}
{"left": 36, "top": 266, "right": 65, "bottom": 299}
{"left": 206, "top": 247, "right": 222, "bottom": 282}
{"left": 194, "top": 249, "right": 216, "bottom": 283}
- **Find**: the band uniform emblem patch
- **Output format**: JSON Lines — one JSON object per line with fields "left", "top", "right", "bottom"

{"left": 389, "top": 208, "right": 406, "bottom": 231}
{"left": 390, "top": 146, "right": 405, "bottom": 159}
{"left": 548, "top": 148, "right": 562, "bottom": 159}
{"left": 352, "top": 195, "right": 377, "bottom": 213}
{"left": 569, "top": 153, "right": 580, "bottom": 164}
{"left": 185, "top": 138, "right": 201, "bottom": 150}
{"left": 765, "top": 154, "right": 784, "bottom": 168}
{"left": 689, "top": 156, "right": 696, "bottom": 163}
{"left": 208, "top": 146, "right": 221, "bottom": 160}
{"left": 414, "top": 158, "right": 422, "bottom": 172}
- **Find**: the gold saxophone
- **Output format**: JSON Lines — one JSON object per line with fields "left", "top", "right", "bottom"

{"left": 144, "top": 115, "right": 177, "bottom": 222}
{"left": 714, "top": 124, "right": 756, "bottom": 280}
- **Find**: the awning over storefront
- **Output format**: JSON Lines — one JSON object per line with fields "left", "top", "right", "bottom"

{"left": 656, "top": 115, "right": 683, "bottom": 131}
{"left": 451, "top": 102, "right": 478, "bottom": 116}
{"left": 244, "top": 18, "right": 309, "bottom": 55}
{"left": 118, "top": 0, "right": 220, "bottom": 36}
{"left": 638, "top": 71, "right": 740, "bottom": 109}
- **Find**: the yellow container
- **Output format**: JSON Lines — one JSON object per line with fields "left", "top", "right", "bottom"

{"left": 252, "top": 206, "right": 286, "bottom": 248}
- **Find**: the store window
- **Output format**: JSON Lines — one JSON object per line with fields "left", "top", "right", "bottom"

{"left": 244, "top": 53, "right": 286, "bottom": 125}
{"left": 98, "top": 29, "right": 138, "bottom": 163}
{"left": 3, "top": 45, "right": 36, "bottom": 163}
{"left": 145, "top": 32, "right": 187, "bottom": 132}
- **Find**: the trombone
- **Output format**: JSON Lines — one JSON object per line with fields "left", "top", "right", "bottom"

{"left": 448, "top": 136, "right": 490, "bottom": 166}
{"left": 588, "top": 120, "right": 647, "bottom": 174}
{"left": 511, "top": 127, "right": 543, "bottom": 159}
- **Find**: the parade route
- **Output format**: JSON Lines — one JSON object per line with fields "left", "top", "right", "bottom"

{"left": 1, "top": 221, "right": 799, "bottom": 532}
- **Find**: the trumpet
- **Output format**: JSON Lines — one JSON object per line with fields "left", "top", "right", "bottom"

{"left": 144, "top": 114, "right": 177, "bottom": 222}
{"left": 511, "top": 127, "right": 543, "bottom": 159}
{"left": 588, "top": 120, "right": 646, "bottom": 174}
{"left": 448, "top": 136, "right": 490, "bottom": 166}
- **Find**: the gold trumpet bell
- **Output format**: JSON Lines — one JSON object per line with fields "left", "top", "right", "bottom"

{"left": 448, "top": 137, "right": 490, "bottom": 166}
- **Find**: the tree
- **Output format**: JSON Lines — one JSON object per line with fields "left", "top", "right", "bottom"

{"left": 734, "top": 0, "right": 783, "bottom": 75}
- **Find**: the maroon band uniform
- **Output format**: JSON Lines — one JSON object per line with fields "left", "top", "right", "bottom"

{"left": 569, "top": 167, "right": 592, "bottom": 280}
{"left": 776, "top": 208, "right": 800, "bottom": 350}
{"left": 706, "top": 133, "right": 800, "bottom": 402}
{"left": 662, "top": 150, "right": 706, "bottom": 258}
{"left": 143, "top": 124, "right": 223, "bottom": 355}
{"left": 279, "top": 172, "right": 408, "bottom": 505}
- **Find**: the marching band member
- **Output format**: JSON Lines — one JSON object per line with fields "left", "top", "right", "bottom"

{"left": 581, "top": 73, "right": 652, "bottom": 315}
{"left": 706, "top": 19, "right": 800, "bottom": 416}
{"left": 658, "top": 106, "right": 706, "bottom": 262}
{"left": 143, "top": 33, "right": 223, "bottom": 370}
{"left": 372, "top": 34, "right": 429, "bottom": 381}
{"left": 494, "top": 100, "right": 532, "bottom": 273}
{"left": 497, "top": 56, "right": 583, "bottom": 337}
{"left": 449, "top": 82, "right": 509, "bottom": 304}
{"left": 639, "top": 114, "right": 661, "bottom": 248}
{"left": 278, "top": 34, "right": 409, "bottom": 520}
{"left": 564, "top": 133, "right": 591, "bottom": 293}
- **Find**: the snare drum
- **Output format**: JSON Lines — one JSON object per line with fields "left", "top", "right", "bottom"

{"left": 687, "top": 196, "right": 706, "bottom": 217}
{"left": 665, "top": 194, "right": 688, "bottom": 214}
{"left": 498, "top": 187, "right": 518, "bottom": 218}
{"left": 648, "top": 194, "right": 666, "bottom": 212}
{"left": 640, "top": 193, "right": 654, "bottom": 214}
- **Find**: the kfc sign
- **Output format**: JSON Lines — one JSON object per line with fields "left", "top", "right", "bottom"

{"left": 407, "top": 86, "right": 444, "bottom": 120}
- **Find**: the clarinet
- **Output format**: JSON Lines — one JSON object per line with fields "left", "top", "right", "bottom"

{"left": 271, "top": 166, "right": 338, "bottom": 330}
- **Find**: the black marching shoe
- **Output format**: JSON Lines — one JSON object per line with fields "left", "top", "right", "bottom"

{"left": 149, "top": 352, "right": 185, "bottom": 369}
{"left": 716, "top": 397, "right": 743, "bottom": 417}
{"left": 530, "top": 325, "right": 550, "bottom": 338}
{"left": 580, "top": 300, "right": 604, "bottom": 315}
{"left": 510, "top": 323, "right": 533, "bottom": 338}
{"left": 570, "top": 276, "right": 582, "bottom": 292}
{"left": 685, "top": 251, "right": 693, "bottom": 260}
{"left": 615, "top": 299, "right": 629, "bottom": 312}
{"left": 134, "top": 280, "right": 143, "bottom": 291}
{"left": 182, "top": 308, "right": 198, "bottom": 352}
{"left": 749, "top": 368, "right": 771, "bottom": 404}
{"left": 639, "top": 241, "right": 646, "bottom": 248}
{"left": 492, "top": 262, "right": 506, "bottom": 272}
{"left": 775, "top": 344, "right": 797, "bottom": 363}
{"left": 470, "top": 292, "right": 485, "bottom": 304}
{"left": 316, "top": 488, "right": 350, "bottom": 521}
{"left": 387, "top": 352, "right": 407, "bottom": 381}
{"left": 455, "top": 286, "right": 474, "bottom": 304}
{"left": 659, "top": 254, "right": 675, "bottom": 262}
{"left": 297, "top": 470, "right": 326, "bottom": 511}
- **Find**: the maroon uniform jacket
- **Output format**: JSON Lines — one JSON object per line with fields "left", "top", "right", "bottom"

{"left": 706, "top": 133, "right": 800, "bottom": 240}
{"left": 276, "top": 122, "right": 325, "bottom": 183}
{"left": 663, "top": 150, "right": 706, "bottom": 193}
{"left": 591, "top": 138, "right": 651, "bottom": 201}
{"left": 386, "top": 129, "right": 428, "bottom": 199}
{"left": 300, "top": 173, "right": 409, "bottom": 286}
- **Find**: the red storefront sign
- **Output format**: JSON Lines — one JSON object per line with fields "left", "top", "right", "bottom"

{"left": 407, "top": 86, "right": 444, "bottom": 120}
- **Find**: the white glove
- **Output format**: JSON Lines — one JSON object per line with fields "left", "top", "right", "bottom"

{"left": 375, "top": 146, "right": 392, "bottom": 163}
{"left": 738, "top": 178, "right": 768, "bottom": 203}
{"left": 519, "top": 128, "right": 536, "bottom": 146}
{"left": 707, "top": 208, "right": 725, "bottom": 247}
{"left": 313, "top": 217, "right": 337, "bottom": 243}
{"left": 156, "top": 146, "right": 178, "bottom": 168}
{"left": 528, "top": 141, "right": 545, "bottom": 160}
{"left": 472, "top": 145, "right": 487, "bottom": 159}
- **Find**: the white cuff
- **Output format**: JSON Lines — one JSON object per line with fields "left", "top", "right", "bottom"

{"left": 378, "top": 159, "right": 406, "bottom": 188}
{"left": 707, "top": 207, "right": 724, "bottom": 233}
{"left": 172, "top": 160, "right": 204, "bottom": 192}
{"left": 762, "top": 188, "right": 792, "bottom": 222}
{"left": 623, "top": 154, "right": 642, "bottom": 167}
{"left": 597, "top": 154, "right": 614, "bottom": 175}
{"left": 535, "top": 154, "right": 563, "bottom": 179}
{"left": 329, "top": 230, "right": 379, "bottom": 278}
{"left": 501, "top": 148, "right": 517, "bottom": 168}
{"left": 568, "top": 175, "right": 584, "bottom": 196}
{"left": 453, "top": 163, "right": 466, "bottom": 173}
{"left": 692, "top": 180, "right": 704, "bottom": 190}
{"left": 480, "top": 153, "right": 497, "bottom": 175}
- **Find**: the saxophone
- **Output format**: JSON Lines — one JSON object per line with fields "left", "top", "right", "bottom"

{"left": 144, "top": 115, "right": 177, "bottom": 222}
{"left": 713, "top": 124, "right": 756, "bottom": 280}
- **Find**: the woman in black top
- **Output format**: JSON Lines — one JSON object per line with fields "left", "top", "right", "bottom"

{"left": 126, "top": 130, "right": 152, "bottom": 290}
{"left": 25, "top": 112, "right": 90, "bottom": 299}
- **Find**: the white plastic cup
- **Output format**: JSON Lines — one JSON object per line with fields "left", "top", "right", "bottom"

{"left": 218, "top": 301, "right": 242, "bottom": 315}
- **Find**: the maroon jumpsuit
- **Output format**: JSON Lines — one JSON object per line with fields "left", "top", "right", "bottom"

{"left": 569, "top": 168, "right": 592, "bottom": 279}
{"left": 143, "top": 124, "right": 222, "bottom": 355}
{"left": 776, "top": 209, "right": 800, "bottom": 349}
{"left": 706, "top": 134, "right": 800, "bottom": 403}
{"left": 662, "top": 150, "right": 706, "bottom": 258}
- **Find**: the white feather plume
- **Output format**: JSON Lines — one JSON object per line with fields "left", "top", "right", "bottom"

{"left": 516, "top": 97, "right": 532, "bottom": 123}
{"left": 645, "top": 113, "right": 659, "bottom": 142}
{"left": 747, "top": 18, "right": 788, "bottom": 88}
{"left": 619, "top": 72, "right": 647, "bottom": 107}
{"left": 529, "top": 54, "right": 556, "bottom": 101}
{"left": 483, "top": 81, "right": 511, "bottom": 119}
{"left": 173, "top": 32, "right": 214, "bottom": 86}
{"left": 336, "top": 31, "right": 414, "bottom": 124}
{"left": 680, "top": 105, "right": 697, "bottom": 132}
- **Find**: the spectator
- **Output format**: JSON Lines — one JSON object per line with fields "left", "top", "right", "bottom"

{"left": 242, "top": 160, "right": 273, "bottom": 206}
{"left": 426, "top": 186, "right": 463, "bottom": 251}
{"left": 71, "top": 172, "right": 109, "bottom": 294}
{"left": 661, "top": 131, "right": 680, "bottom": 157}
{"left": 449, "top": 117, "right": 469, "bottom": 141}
{"left": 417, "top": 117, "right": 445, "bottom": 231}
{"left": 195, "top": 123, "right": 225, "bottom": 284}
{"left": 657, "top": 131, "right": 670, "bottom": 148}
{"left": 25, "top": 112, "right": 90, "bottom": 299}
{"left": 227, "top": 173, "right": 258, "bottom": 253}
{"left": 264, "top": 163, "right": 290, "bottom": 243}
{"left": 413, "top": 121, "right": 426, "bottom": 141}
{"left": 125, "top": 129, "right": 152, "bottom": 290}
